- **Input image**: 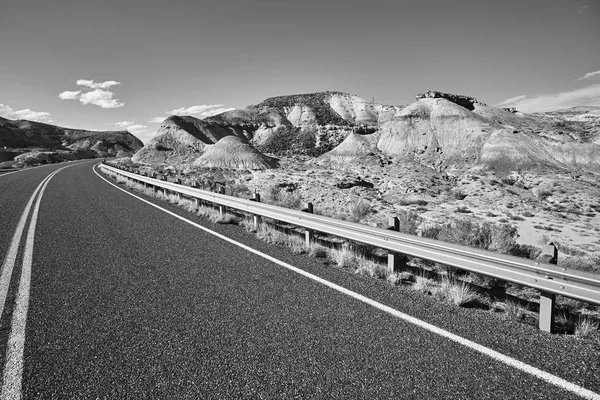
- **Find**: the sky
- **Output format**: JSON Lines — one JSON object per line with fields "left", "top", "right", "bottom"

{"left": 1, "top": 0, "right": 599, "bottom": 143}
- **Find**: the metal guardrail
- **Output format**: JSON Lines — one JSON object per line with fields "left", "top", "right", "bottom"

{"left": 101, "top": 163, "right": 600, "bottom": 332}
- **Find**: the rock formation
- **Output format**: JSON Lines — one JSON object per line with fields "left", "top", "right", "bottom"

{"left": 193, "top": 136, "right": 278, "bottom": 170}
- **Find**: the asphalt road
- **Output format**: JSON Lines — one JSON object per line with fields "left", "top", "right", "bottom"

{"left": 0, "top": 161, "right": 598, "bottom": 399}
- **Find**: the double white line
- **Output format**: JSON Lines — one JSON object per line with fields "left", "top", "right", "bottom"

{"left": 0, "top": 164, "right": 72, "bottom": 400}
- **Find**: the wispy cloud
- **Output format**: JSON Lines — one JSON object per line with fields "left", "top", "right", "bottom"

{"left": 115, "top": 120, "right": 148, "bottom": 134}
{"left": 0, "top": 103, "right": 54, "bottom": 123}
{"left": 496, "top": 95, "right": 526, "bottom": 106}
{"left": 148, "top": 116, "right": 166, "bottom": 123}
{"left": 577, "top": 4, "right": 588, "bottom": 14}
{"left": 79, "top": 89, "right": 124, "bottom": 108}
{"left": 59, "top": 79, "right": 124, "bottom": 108}
{"left": 76, "top": 79, "right": 121, "bottom": 89}
{"left": 167, "top": 104, "right": 235, "bottom": 118}
{"left": 496, "top": 84, "right": 600, "bottom": 112}
{"left": 575, "top": 70, "right": 600, "bottom": 81}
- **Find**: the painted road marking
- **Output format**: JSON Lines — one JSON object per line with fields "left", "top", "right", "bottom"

{"left": 0, "top": 164, "right": 76, "bottom": 400}
{"left": 0, "top": 173, "right": 53, "bottom": 322}
{"left": 95, "top": 165, "right": 600, "bottom": 400}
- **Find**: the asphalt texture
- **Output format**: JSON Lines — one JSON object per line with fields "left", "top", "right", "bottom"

{"left": 0, "top": 161, "right": 598, "bottom": 399}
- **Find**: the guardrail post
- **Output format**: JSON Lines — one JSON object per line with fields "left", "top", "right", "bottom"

{"left": 387, "top": 217, "right": 400, "bottom": 273}
{"left": 302, "top": 202, "right": 314, "bottom": 247}
{"left": 538, "top": 243, "right": 558, "bottom": 333}
{"left": 193, "top": 182, "right": 201, "bottom": 210}
{"left": 250, "top": 193, "right": 261, "bottom": 229}
{"left": 218, "top": 187, "right": 226, "bottom": 216}
{"left": 176, "top": 178, "right": 182, "bottom": 200}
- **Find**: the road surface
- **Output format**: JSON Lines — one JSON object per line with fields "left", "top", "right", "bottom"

{"left": 0, "top": 161, "right": 598, "bottom": 399}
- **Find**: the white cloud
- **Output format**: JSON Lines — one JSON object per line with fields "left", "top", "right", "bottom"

{"left": 76, "top": 79, "right": 121, "bottom": 89}
{"left": 58, "top": 90, "right": 81, "bottom": 100}
{"left": 496, "top": 95, "right": 526, "bottom": 106}
{"left": 0, "top": 103, "right": 54, "bottom": 123}
{"left": 167, "top": 104, "right": 234, "bottom": 118}
{"left": 495, "top": 84, "right": 600, "bottom": 112}
{"left": 79, "top": 89, "right": 124, "bottom": 109}
{"left": 575, "top": 70, "right": 600, "bottom": 81}
{"left": 148, "top": 116, "right": 166, "bottom": 123}
{"left": 114, "top": 120, "right": 148, "bottom": 134}
{"left": 59, "top": 79, "right": 124, "bottom": 108}
{"left": 577, "top": 4, "right": 588, "bottom": 14}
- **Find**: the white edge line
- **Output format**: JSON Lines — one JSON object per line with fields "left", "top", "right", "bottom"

{"left": 94, "top": 164, "right": 600, "bottom": 400}
{"left": 1, "top": 164, "right": 75, "bottom": 400}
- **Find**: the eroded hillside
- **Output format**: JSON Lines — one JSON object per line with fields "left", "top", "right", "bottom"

{"left": 0, "top": 117, "right": 143, "bottom": 168}
{"left": 125, "top": 91, "right": 600, "bottom": 257}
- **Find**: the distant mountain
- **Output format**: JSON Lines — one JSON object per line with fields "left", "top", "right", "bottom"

{"left": 0, "top": 117, "right": 143, "bottom": 167}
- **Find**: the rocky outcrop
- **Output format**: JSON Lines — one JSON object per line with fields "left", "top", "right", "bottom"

{"left": 193, "top": 136, "right": 278, "bottom": 170}
{"left": 132, "top": 116, "right": 235, "bottom": 164}
{"left": 416, "top": 90, "right": 484, "bottom": 111}
{"left": 378, "top": 91, "right": 600, "bottom": 172}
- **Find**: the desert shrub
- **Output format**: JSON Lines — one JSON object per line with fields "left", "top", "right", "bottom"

{"left": 450, "top": 189, "right": 467, "bottom": 200}
{"left": 559, "top": 254, "right": 600, "bottom": 274}
{"left": 455, "top": 206, "right": 471, "bottom": 213}
{"left": 522, "top": 210, "right": 535, "bottom": 217}
{"left": 537, "top": 190, "right": 552, "bottom": 201}
{"left": 228, "top": 183, "right": 252, "bottom": 198}
{"left": 396, "top": 210, "right": 420, "bottom": 235}
{"left": 397, "top": 197, "right": 428, "bottom": 206}
{"left": 421, "top": 224, "right": 441, "bottom": 239}
{"left": 437, "top": 220, "right": 526, "bottom": 256}
{"left": 501, "top": 176, "right": 517, "bottom": 186}
{"left": 275, "top": 190, "right": 303, "bottom": 209}
{"left": 485, "top": 211, "right": 497, "bottom": 217}
{"left": 349, "top": 200, "right": 371, "bottom": 222}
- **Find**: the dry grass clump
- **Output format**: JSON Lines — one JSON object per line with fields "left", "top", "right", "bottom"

{"left": 329, "top": 245, "right": 359, "bottom": 269}
{"left": 502, "top": 300, "right": 534, "bottom": 321}
{"left": 355, "top": 258, "right": 389, "bottom": 279}
{"left": 413, "top": 275, "right": 436, "bottom": 294}
{"left": 574, "top": 317, "right": 600, "bottom": 339}
{"left": 256, "top": 225, "right": 305, "bottom": 253}
{"left": 559, "top": 254, "right": 600, "bottom": 274}
{"left": 349, "top": 200, "right": 371, "bottom": 222}
{"left": 434, "top": 278, "right": 483, "bottom": 306}
{"left": 308, "top": 243, "right": 328, "bottom": 258}
{"left": 262, "top": 184, "right": 303, "bottom": 210}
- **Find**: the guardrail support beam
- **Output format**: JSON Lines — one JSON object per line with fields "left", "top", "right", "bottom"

{"left": 218, "top": 187, "right": 226, "bottom": 216}
{"left": 302, "top": 202, "right": 314, "bottom": 247}
{"left": 387, "top": 217, "right": 400, "bottom": 273}
{"left": 538, "top": 243, "right": 558, "bottom": 333}
{"left": 250, "top": 193, "right": 261, "bottom": 230}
